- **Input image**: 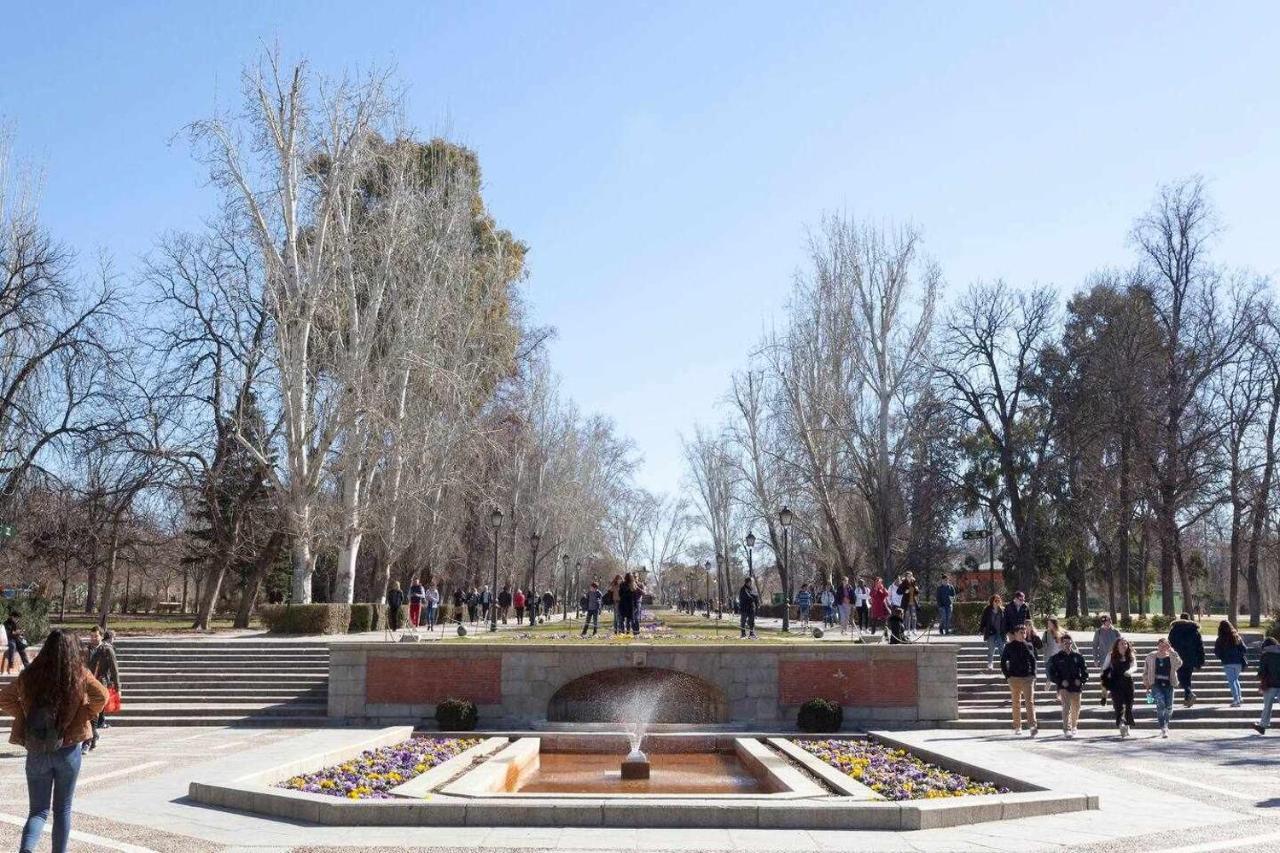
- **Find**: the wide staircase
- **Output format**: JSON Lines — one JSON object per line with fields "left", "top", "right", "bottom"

{"left": 1, "top": 638, "right": 331, "bottom": 727}
{"left": 948, "top": 638, "right": 1267, "bottom": 730}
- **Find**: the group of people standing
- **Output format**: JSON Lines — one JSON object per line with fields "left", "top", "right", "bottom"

{"left": 385, "top": 580, "right": 559, "bottom": 631}
{"left": 580, "top": 572, "right": 647, "bottom": 636}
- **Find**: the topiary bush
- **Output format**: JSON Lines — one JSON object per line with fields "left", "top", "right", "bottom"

{"left": 796, "top": 698, "right": 843, "bottom": 733}
{"left": 259, "top": 603, "right": 352, "bottom": 635}
{"left": 348, "top": 604, "right": 375, "bottom": 633}
{"left": 435, "top": 697, "right": 478, "bottom": 731}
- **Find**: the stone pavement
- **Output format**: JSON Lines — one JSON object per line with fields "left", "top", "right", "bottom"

{"left": 2, "top": 726, "right": 1277, "bottom": 852}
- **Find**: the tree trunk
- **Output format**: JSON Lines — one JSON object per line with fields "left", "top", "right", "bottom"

{"left": 234, "top": 529, "right": 285, "bottom": 629}
{"left": 1158, "top": 501, "right": 1177, "bottom": 615}
{"left": 60, "top": 578, "right": 68, "bottom": 622}
{"left": 97, "top": 527, "right": 120, "bottom": 629}
{"left": 1116, "top": 434, "right": 1133, "bottom": 620}
{"left": 291, "top": 530, "right": 314, "bottom": 603}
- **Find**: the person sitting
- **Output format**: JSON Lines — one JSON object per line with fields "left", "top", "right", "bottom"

{"left": 887, "top": 607, "right": 908, "bottom": 644}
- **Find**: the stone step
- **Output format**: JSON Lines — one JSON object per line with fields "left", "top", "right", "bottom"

{"left": 941, "top": 719, "right": 1266, "bottom": 731}
{"left": 100, "top": 715, "right": 333, "bottom": 727}
{"left": 113, "top": 702, "right": 327, "bottom": 716}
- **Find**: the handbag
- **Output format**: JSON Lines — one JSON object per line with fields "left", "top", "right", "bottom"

{"left": 104, "top": 687, "right": 122, "bottom": 714}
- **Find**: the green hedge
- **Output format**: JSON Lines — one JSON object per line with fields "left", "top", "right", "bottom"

{"left": 435, "top": 698, "right": 478, "bottom": 731}
{"left": 260, "top": 603, "right": 352, "bottom": 635}
{"left": 348, "top": 603, "right": 390, "bottom": 633}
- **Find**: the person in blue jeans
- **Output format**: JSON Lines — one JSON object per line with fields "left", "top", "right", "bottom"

{"left": 1213, "top": 620, "right": 1247, "bottom": 707}
{"left": 0, "top": 629, "right": 109, "bottom": 853}
{"left": 1254, "top": 637, "right": 1280, "bottom": 735}
{"left": 1143, "top": 637, "right": 1183, "bottom": 738}
{"left": 935, "top": 574, "right": 956, "bottom": 635}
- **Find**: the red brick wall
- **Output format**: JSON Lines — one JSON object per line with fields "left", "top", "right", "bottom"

{"left": 778, "top": 659, "right": 917, "bottom": 707}
{"left": 365, "top": 655, "right": 502, "bottom": 705}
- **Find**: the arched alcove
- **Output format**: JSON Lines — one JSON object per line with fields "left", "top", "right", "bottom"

{"left": 547, "top": 667, "right": 729, "bottom": 724}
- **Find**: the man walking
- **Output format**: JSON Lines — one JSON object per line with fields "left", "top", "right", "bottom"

{"left": 1001, "top": 623, "right": 1039, "bottom": 737}
{"left": 1004, "top": 591, "right": 1030, "bottom": 635}
{"left": 935, "top": 574, "right": 956, "bottom": 635}
{"left": 1168, "top": 613, "right": 1205, "bottom": 706}
{"left": 581, "top": 581, "right": 603, "bottom": 637}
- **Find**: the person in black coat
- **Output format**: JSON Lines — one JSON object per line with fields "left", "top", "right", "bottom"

{"left": 385, "top": 581, "right": 405, "bottom": 631}
{"left": 1047, "top": 634, "right": 1088, "bottom": 737}
{"left": 1168, "top": 613, "right": 1205, "bottom": 705}
{"left": 1003, "top": 592, "right": 1031, "bottom": 635}
{"left": 1000, "top": 624, "right": 1039, "bottom": 736}
{"left": 887, "top": 607, "right": 908, "bottom": 644}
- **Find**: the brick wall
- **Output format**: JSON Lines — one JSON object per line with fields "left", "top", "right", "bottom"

{"left": 365, "top": 655, "right": 502, "bottom": 704}
{"left": 778, "top": 659, "right": 918, "bottom": 707}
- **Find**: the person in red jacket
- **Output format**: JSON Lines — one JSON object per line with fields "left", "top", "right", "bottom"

{"left": 513, "top": 589, "right": 527, "bottom": 625}
{"left": 869, "top": 576, "right": 890, "bottom": 632}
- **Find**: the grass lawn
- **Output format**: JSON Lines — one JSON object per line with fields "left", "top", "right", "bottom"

{"left": 436, "top": 610, "right": 826, "bottom": 643}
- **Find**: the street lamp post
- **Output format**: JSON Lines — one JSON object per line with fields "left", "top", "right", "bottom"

{"left": 779, "top": 506, "right": 793, "bottom": 634}
{"left": 745, "top": 531, "right": 755, "bottom": 580}
{"left": 489, "top": 508, "right": 503, "bottom": 632}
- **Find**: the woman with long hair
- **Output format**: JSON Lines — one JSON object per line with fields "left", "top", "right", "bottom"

{"left": 0, "top": 630, "right": 108, "bottom": 853}
{"left": 1213, "top": 620, "right": 1247, "bottom": 707}
{"left": 1102, "top": 637, "right": 1137, "bottom": 738}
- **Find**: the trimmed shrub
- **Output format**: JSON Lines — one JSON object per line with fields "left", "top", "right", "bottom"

{"left": 435, "top": 698, "right": 478, "bottom": 731}
{"left": 347, "top": 604, "right": 390, "bottom": 633}
{"left": 797, "top": 698, "right": 843, "bottom": 733}
{"left": 1149, "top": 614, "right": 1173, "bottom": 633}
{"left": 916, "top": 603, "right": 938, "bottom": 629}
{"left": 260, "top": 603, "right": 352, "bottom": 635}
{"left": 950, "top": 601, "right": 988, "bottom": 635}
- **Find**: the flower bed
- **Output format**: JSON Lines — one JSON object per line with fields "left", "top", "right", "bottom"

{"left": 280, "top": 737, "right": 481, "bottom": 799}
{"left": 794, "top": 739, "right": 1007, "bottom": 800}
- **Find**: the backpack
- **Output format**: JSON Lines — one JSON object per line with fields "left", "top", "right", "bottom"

{"left": 24, "top": 703, "right": 64, "bottom": 754}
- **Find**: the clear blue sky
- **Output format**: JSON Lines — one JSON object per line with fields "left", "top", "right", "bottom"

{"left": 4, "top": 1, "right": 1278, "bottom": 495}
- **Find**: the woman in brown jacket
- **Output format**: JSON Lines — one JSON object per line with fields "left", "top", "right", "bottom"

{"left": 0, "top": 629, "right": 108, "bottom": 853}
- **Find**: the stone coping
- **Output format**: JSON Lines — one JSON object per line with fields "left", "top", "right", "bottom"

{"left": 333, "top": 641, "right": 953, "bottom": 655}
{"left": 768, "top": 737, "right": 883, "bottom": 799}
{"left": 187, "top": 730, "right": 1095, "bottom": 829}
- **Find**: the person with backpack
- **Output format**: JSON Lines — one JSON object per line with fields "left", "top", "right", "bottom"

{"left": 581, "top": 581, "right": 603, "bottom": 637}
{"left": 1213, "top": 620, "right": 1247, "bottom": 708}
{"left": 1253, "top": 636, "right": 1280, "bottom": 735}
{"left": 1047, "top": 633, "right": 1088, "bottom": 738}
{"left": 980, "top": 595, "right": 1006, "bottom": 671}
{"left": 1168, "top": 613, "right": 1205, "bottom": 706}
{"left": 1102, "top": 637, "right": 1137, "bottom": 738}
{"left": 1092, "top": 615, "right": 1122, "bottom": 706}
{"left": 0, "top": 629, "right": 109, "bottom": 853}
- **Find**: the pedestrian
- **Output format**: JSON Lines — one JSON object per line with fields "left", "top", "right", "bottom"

{"left": 1143, "top": 637, "right": 1183, "bottom": 738}
{"left": 385, "top": 581, "right": 405, "bottom": 632}
{"left": 739, "top": 576, "right": 760, "bottom": 639}
{"left": 1092, "top": 615, "right": 1121, "bottom": 706}
{"left": 631, "top": 576, "right": 645, "bottom": 634}
{"left": 1042, "top": 618, "right": 1063, "bottom": 690}
{"left": 980, "top": 595, "right": 1006, "bottom": 671}
{"left": 887, "top": 607, "right": 908, "bottom": 644}
{"left": 1102, "top": 637, "right": 1137, "bottom": 738}
{"left": 541, "top": 589, "right": 556, "bottom": 621}
{"left": 85, "top": 628, "right": 120, "bottom": 752}
{"left": 819, "top": 582, "right": 836, "bottom": 628}
{"left": 935, "top": 574, "right": 956, "bottom": 636}
{"left": 1048, "top": 633, "right": 1087, "bottom": 738}
{"left": 452, "top": 588, "right": 465, "bottom": 625}
{"left": 854, "top": 578, "right": 871, "bottom": 633}
{"left": 425, "top": 583, "right": 440, "bottom": 629}
{"left": 900, "top": 572, "right": 920, "bottom": 632}
{"left": 869, "top": 577, "right": 890, "bottom": 633}
{"left": 1000, "top": 623, "right": 1039, "bottom": 737}
{"left": 4, "top": 611, "right": 31, "bottom": 673}
{"left": 796, "top": 584, "right": 813, "bottom": 630}
{"left": 581, "top": 581, "right": 603, "bottom": 637}
{"left": 1003, "top": 592, "right": 1030, "bottom": 636}
{"left": 498, "top": 585, "right": 513, "bottom": 625}
{"left": 1212, "top": 620, "right": 1247, "bottom": 708}
{"left": 609, "top": 575, "right": 623, "bottom": 633}
{"left": 1253, "top": 636, "right": 1280, "bottom": 735}
{"left": 467, "top": 587, "right": 479, "bottom": 623}
{"left": 835, "top": 576, "right": 852, "bottom": 635}
{"left": 480, "top": 585, "right": 493, "bottom": 622}
{"left": 514, "top": 588, "right": 526, "bottom": 625}
{"left": 0, "top": 629, "right": 109, "bottom": 853}
{"left": 1167, "top": 612, "right": 1205, "bottom": 706}
{"left": 407, "top": 578, "right": 425, "bottom": 627}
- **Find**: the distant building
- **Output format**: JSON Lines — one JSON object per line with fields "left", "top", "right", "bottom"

{"left": 952, "top": 559, "right": 1002, "bottom": 600}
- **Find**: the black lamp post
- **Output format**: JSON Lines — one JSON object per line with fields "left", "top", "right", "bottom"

{"left": 529, "top": 531, "right": 540, "bottom": 621}
{"left": 745, "top": 531, "right": 756, "bottom": 580}
{"left": 575, "top": 561, "right": 582, "bottom": 617}
{"left": 489, "top": 508, "right": 502, "bottom": 632}
{"left": 779, "top": 506, "right": 793, "bottom": 633}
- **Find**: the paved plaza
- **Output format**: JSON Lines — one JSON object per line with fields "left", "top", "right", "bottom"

{"left": 0, "top": 725, "right": 1276, "bottom": 853}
